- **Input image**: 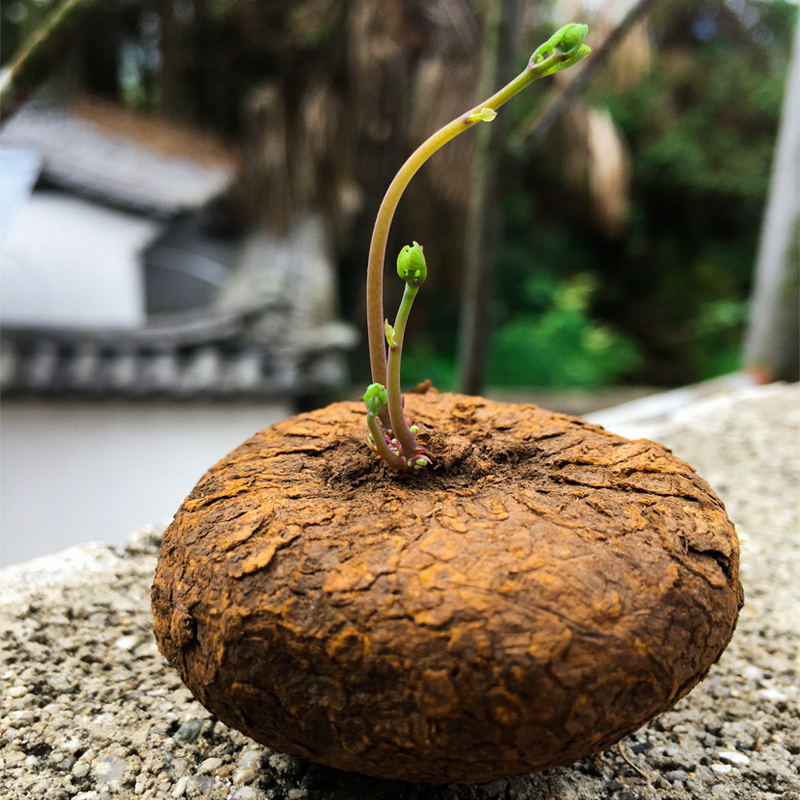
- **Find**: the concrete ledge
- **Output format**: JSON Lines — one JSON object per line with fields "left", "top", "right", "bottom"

{"left": 1, "top": 384, "right": 798, "bottom": 800}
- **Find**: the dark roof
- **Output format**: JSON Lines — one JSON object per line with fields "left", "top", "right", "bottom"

{"left": 0, "top": 98, "right": 237, "bottom": 218}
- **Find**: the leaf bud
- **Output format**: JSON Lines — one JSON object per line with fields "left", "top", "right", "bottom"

{"left": 467, "top": 107, "right": 497, "bottom": 123}
{"left": 530, "top": 23, "right": 592, "bottom": 74}
{"left": 385, "top": 320, "right": 397, "bottom": 348}
{"left": 363, "top": 382, "right": 388, "bottom": 416}
{"left": 396, "top": 242, "right": 427, "bottom": 287}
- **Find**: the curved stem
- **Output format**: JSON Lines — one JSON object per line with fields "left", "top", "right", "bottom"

{"left": 366, "top": 47, "right": 570, "bottom": 386}
{"left": 386, "top": 283, "right": 421, "bottom": 457}
{"left": 366, "top": 413, "right": 406, "bottom": 472}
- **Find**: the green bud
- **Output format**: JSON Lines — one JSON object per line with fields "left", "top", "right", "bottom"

{"left": 396, "top": 241, "right": 427, "bottom": 287}
{"left": 467, "top": 106, "right": 497, "bottom": 124}
{"left": 558, "top": 23, "right": 588, "bottom": 56}
{"left": 363, "top": 382, "right": 388, "bottom": 416}
{"left": 530, "top": 23, "right": 591, "bottom": 75}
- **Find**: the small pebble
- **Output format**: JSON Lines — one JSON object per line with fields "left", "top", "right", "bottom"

{"left": 7, "top": 685, "right": 28, "bottom": 698}
{"left": 173, "top": 718, "right": 204, "bottom": 743}
{"left": 169, "top": 756, "right": 189, "bottom": 778}
{"left": 94, "top": 754, "right": 126, "bottom": 783}
{"left": 198, "top": 756, "right": 223, "bottom": 774}
{"left": 238, "top": 749, "right": 264, "bottom": 769}
{"left": 71, "top": 762, "right": 90, "bottom": 779}
{"left": 268, "top": 753, "right": 298, "bottom": 774}
{"left": 232, "top": 766, "right": 257, "bottom": 784}
{"left": 230, "top": 789, "right": 258, "bottom": 800}
{"left": 171, "top": 776, "right": 188, "bottom": 798}
{"left": 665, "top": 769, "right": 689, "bottom": 781}
{"left": 719, "top": 750, "right": 750, "bottom": 765}
{"left": 712, "top": 784, "right": 727, "bottom": 793}
{"left": 113, "top": 635, "right": 138, "bottom": 651}
{"left": 190, "top": 775, "right": 215, "bottom": 792}
{"left": 742, "top": 665, "right": 763, "bottom": 681}
{"left": 711, "top": 763, "right": 732, "bottom": 774}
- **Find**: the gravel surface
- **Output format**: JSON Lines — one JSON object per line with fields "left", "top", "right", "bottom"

{"left": 1, "top": 382, "right": 798, "bottom": 800}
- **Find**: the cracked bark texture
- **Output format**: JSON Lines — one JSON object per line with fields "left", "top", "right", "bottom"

{"left": 151, "top": 391, "right": 742, "bottom": 784}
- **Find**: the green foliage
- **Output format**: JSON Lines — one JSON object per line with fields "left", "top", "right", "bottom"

{"left": 401, "top": 335, "right": 458, "bottom": 391}
{"left": 481, "top": 192, "right": 640, "bottom": 388}
{"left": 506, "top": 0, "right": 799, "bottom": 386}
{"left": 488, "top": 274, "right": 640, "bottom": 388}
{"left": 401, "top": 192, "right": 643, "bottom": 391}
{"left": 601, "top": 40, "right": 787, "bottom": 201}
{"left": 692, "top": 297, "right": 751, "bottom": 377}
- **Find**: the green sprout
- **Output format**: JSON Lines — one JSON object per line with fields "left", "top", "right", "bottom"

{"left": 363, "top": 23, "right": 592, "bottom": 472}
{"left": 530, "top": 23, "right": 592, "bottom": 75}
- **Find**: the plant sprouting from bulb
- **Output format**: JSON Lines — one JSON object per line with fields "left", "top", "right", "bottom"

{"left": 363, "top": 24, "right": 592, "bottom": 472}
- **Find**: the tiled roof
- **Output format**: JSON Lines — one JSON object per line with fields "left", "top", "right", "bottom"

{"left": 1, "top": 99, "right": 236, "bottom": 218}
{"left": 0, "top": 317, "right": 354, "bottom": 398}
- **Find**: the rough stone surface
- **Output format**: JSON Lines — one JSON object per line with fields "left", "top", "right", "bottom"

{"left": 0, "top": 382, "right": 798, "bottom": 799}
{"left": 152, "top": 391, "right": 742, "bottom": 783}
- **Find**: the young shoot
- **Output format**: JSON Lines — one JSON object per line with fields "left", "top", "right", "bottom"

{"left": 364, "top": 243, "right": 432, "bottom": 472}
{"left": 363, "top": 23, "right": 592, "bottom": 473}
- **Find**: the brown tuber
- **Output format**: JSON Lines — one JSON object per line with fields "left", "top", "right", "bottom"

{"left": 151, "top": 391, "right": 742, "bottom": 784}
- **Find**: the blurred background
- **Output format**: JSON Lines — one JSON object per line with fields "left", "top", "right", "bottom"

{"left": 1, "top": 0, "right": 798, "bottom": 566}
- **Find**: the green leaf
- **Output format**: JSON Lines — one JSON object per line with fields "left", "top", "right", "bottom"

{"left": 385, "top": 320, "right": 397, "bottom": 348}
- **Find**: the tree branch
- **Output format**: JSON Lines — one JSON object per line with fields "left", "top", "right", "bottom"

{"left": 0, "top": 0, "right": 102, "bottom": 124}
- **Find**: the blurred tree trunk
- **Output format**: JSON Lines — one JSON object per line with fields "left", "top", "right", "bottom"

{"left": 744, "top": 14, "right": 800, "bottom": 382}
{"left": 157, "top": 0, "right": 185, "bottom": 120}
{"left": 457, "top": 0, "right": 518, "bottom": 395}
